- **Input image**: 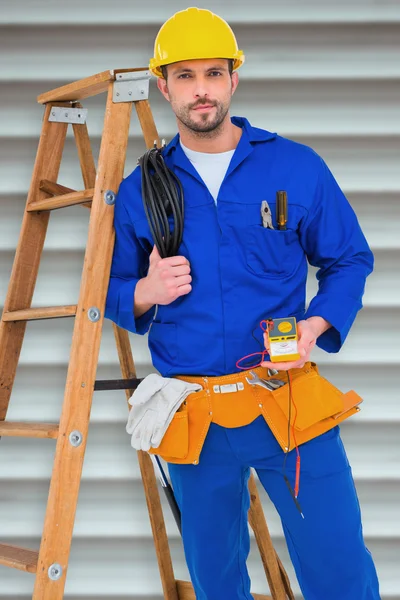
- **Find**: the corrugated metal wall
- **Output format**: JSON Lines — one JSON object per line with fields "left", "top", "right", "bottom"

{"left": 1, "top": 1, "right": 399, "bottom": 598}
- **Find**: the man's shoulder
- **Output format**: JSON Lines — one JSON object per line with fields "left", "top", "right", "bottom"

{"left": 243, "top": 115, "right": 325, "bottom": 174}
{"left": 271, "top": 132, "right": 324, "bottom": 169}
{"left": 119, "top": 164, "right": 142, "bottom": 193}
{"left": 244, "top": 126, "right": 326, "bottom": 194}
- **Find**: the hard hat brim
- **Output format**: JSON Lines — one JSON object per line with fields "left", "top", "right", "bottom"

{"left": 149, "top": 52, "right": 245, "bottom": 78}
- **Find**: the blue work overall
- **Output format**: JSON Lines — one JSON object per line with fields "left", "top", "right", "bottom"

{"left": 105, "top": 117, "right": 380, "bottom": 599}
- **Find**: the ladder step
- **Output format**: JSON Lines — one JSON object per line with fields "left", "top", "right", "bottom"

{"left": 40, "top": 179, "right": 75, "bottom": 196}
{"left": 3, "top": 305, "right": 77, "bottom": 321}
{"left": 38, "top": 69, "right": 115, "bottom": 103}
{"left": 39, "top": 179, "right": 92, "bottom": 210}
{"left": 28, "top": 188, "right": 94, "bottom": 211}
{"left": 37, "top": 68, "right": 147, "bottom": 103}
{"left": 0, "top": 543, "right": 38, "bottom": 573}
{"left": 175, "top": 581, "right": 272, "bottom": 600}
{"left": 0, "top": 421, "right": 59, "bottom": 439}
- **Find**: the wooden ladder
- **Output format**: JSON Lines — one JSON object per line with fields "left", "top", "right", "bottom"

{"left": 0, "top": 68, "right": 295, "bottom": 600}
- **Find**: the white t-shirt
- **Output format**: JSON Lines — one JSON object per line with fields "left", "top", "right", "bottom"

{"left": 180, "top": 140, "right": 235, "bottom": 203}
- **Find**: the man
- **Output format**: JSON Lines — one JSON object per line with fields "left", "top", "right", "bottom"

{"left": 105, "top": 7, "right": 381, "bottom": 600}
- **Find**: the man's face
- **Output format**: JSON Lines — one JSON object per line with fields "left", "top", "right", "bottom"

{"left": 157, "top": 59, "right": 239, "bottom": 134}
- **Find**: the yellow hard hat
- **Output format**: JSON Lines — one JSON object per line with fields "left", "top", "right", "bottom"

{"left": 149, "top": 7, "right": 245, "bottom": 78}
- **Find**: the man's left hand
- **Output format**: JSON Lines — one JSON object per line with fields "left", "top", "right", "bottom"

{"left": 260, "top": 317, "right": 331, "bottom": 371}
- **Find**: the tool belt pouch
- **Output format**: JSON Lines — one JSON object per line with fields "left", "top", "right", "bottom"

{"left": 255, "top": 362, "right": 363, "bottom": 452}
{"left": 148, "top": 389, "right": 212, "bottom": 464}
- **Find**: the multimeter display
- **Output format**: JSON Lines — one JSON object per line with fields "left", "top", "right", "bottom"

{"left": 268, "top": 317, "right": 300, "bottom": 363}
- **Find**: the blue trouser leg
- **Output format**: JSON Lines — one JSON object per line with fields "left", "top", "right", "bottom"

{"left": 167, "top": 415, "right": 381, "bottom": 600}
{"left": 168, "top": 423, "right": 254, "bottom": 600}
{"left": 252, "top": 420, "right": 381, "bottom": 600}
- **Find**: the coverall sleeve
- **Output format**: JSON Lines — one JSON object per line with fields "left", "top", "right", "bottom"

{"left": 105, "top": 180, "right": 156, "bottom": 334}
{"left": 300, "top": 157, "right": 374, "bottom": 353}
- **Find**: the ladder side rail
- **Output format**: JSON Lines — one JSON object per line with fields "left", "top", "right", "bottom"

{"left": 33, "top": 85, "right": 132, "bottom": 599}
{"left": 0, "top": 104, "right": 69, "bottom": 421}
{"left": 248, "top": 474, "right": 293, "bottom": 600}
{"left": 124, "top": 99, "right": 183, "bottom": 599}
{"left": 72, "top": 109, "right": 96, "bottom": 209}
{"left": 113, "top": 324, "right": 180, "bottom": 600}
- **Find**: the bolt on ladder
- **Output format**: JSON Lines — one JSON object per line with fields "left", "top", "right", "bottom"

{"left": 0, "top": 68, "right": 295, "bottom": 600}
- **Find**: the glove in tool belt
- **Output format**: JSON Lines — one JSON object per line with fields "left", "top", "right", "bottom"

{"left": 148, "top": 362, "right": 362, "bottom": 464}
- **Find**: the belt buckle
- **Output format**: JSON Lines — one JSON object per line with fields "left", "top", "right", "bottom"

{"left": 213, "top": 382, "right": 245, "bottom": 394}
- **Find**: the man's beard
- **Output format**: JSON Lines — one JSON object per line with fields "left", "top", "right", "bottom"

{"left": 174, "top": 99, "right": 229, "bottom": 137}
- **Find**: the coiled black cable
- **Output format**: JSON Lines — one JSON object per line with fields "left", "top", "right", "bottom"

{"left": 138, "top": 145, "right": 184, "bottom": 259}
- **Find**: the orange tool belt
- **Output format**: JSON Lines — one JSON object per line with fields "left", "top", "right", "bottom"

{"left": 148, "top": 361, "right": 362, "bottom": 465}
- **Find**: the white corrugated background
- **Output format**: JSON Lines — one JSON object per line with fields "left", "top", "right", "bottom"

{"left": 1, "top": 1, "right": 400, "bottom": 598}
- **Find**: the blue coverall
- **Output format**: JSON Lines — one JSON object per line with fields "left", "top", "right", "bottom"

{"left": 105, "top": 117, "right": 381, "bottom": 599}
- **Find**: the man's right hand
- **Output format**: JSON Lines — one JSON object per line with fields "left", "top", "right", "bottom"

{"left": 136, "top": 245, "right": 192, "bottom": 309}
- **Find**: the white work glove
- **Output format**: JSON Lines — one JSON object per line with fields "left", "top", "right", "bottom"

{"left": 126, "top": 373, "right": 202, "bottom": 451}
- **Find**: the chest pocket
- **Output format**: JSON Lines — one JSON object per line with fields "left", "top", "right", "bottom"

{"left": 244, "top": 202, "right": 305, "bottom": 279}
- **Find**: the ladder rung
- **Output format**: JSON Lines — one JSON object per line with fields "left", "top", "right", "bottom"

{"left": 175, "top": 581, "right": 272, "bottom": 600}
{"left": 0, "top": 543, "right": 38, "bottom": 573}
{"left": 0, "top": 422, "right": 59, "bottom": 439}
{"left": 39, "top": 179, "right": 92, "bottom": 210}
{"left": 3, "top": 305, "right": 77, "bottom": 322}
{"left": 27, "top": 188, "right": 94, "bottom": 211}
{"left": 40, "top": 179, "right": 75, "bottom": 196}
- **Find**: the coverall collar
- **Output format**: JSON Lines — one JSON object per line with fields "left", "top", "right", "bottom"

{"left": 162, "top": 116, "right": 276, "bottom": 186}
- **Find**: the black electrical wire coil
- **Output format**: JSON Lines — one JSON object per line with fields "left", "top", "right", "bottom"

{"left": 138, "top": 145, "right": 184, "bottom": 259}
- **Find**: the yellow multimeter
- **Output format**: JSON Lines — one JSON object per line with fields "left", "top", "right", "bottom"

{"left": 267, "top": 317, "right": 300, "bottom": 363}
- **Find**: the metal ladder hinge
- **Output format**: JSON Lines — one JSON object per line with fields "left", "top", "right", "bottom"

{"left": 48, "top": 106, "right": 88, "bottom": 124}
{"left": 113, "top": 71, "right": 150, "bottom": 103}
